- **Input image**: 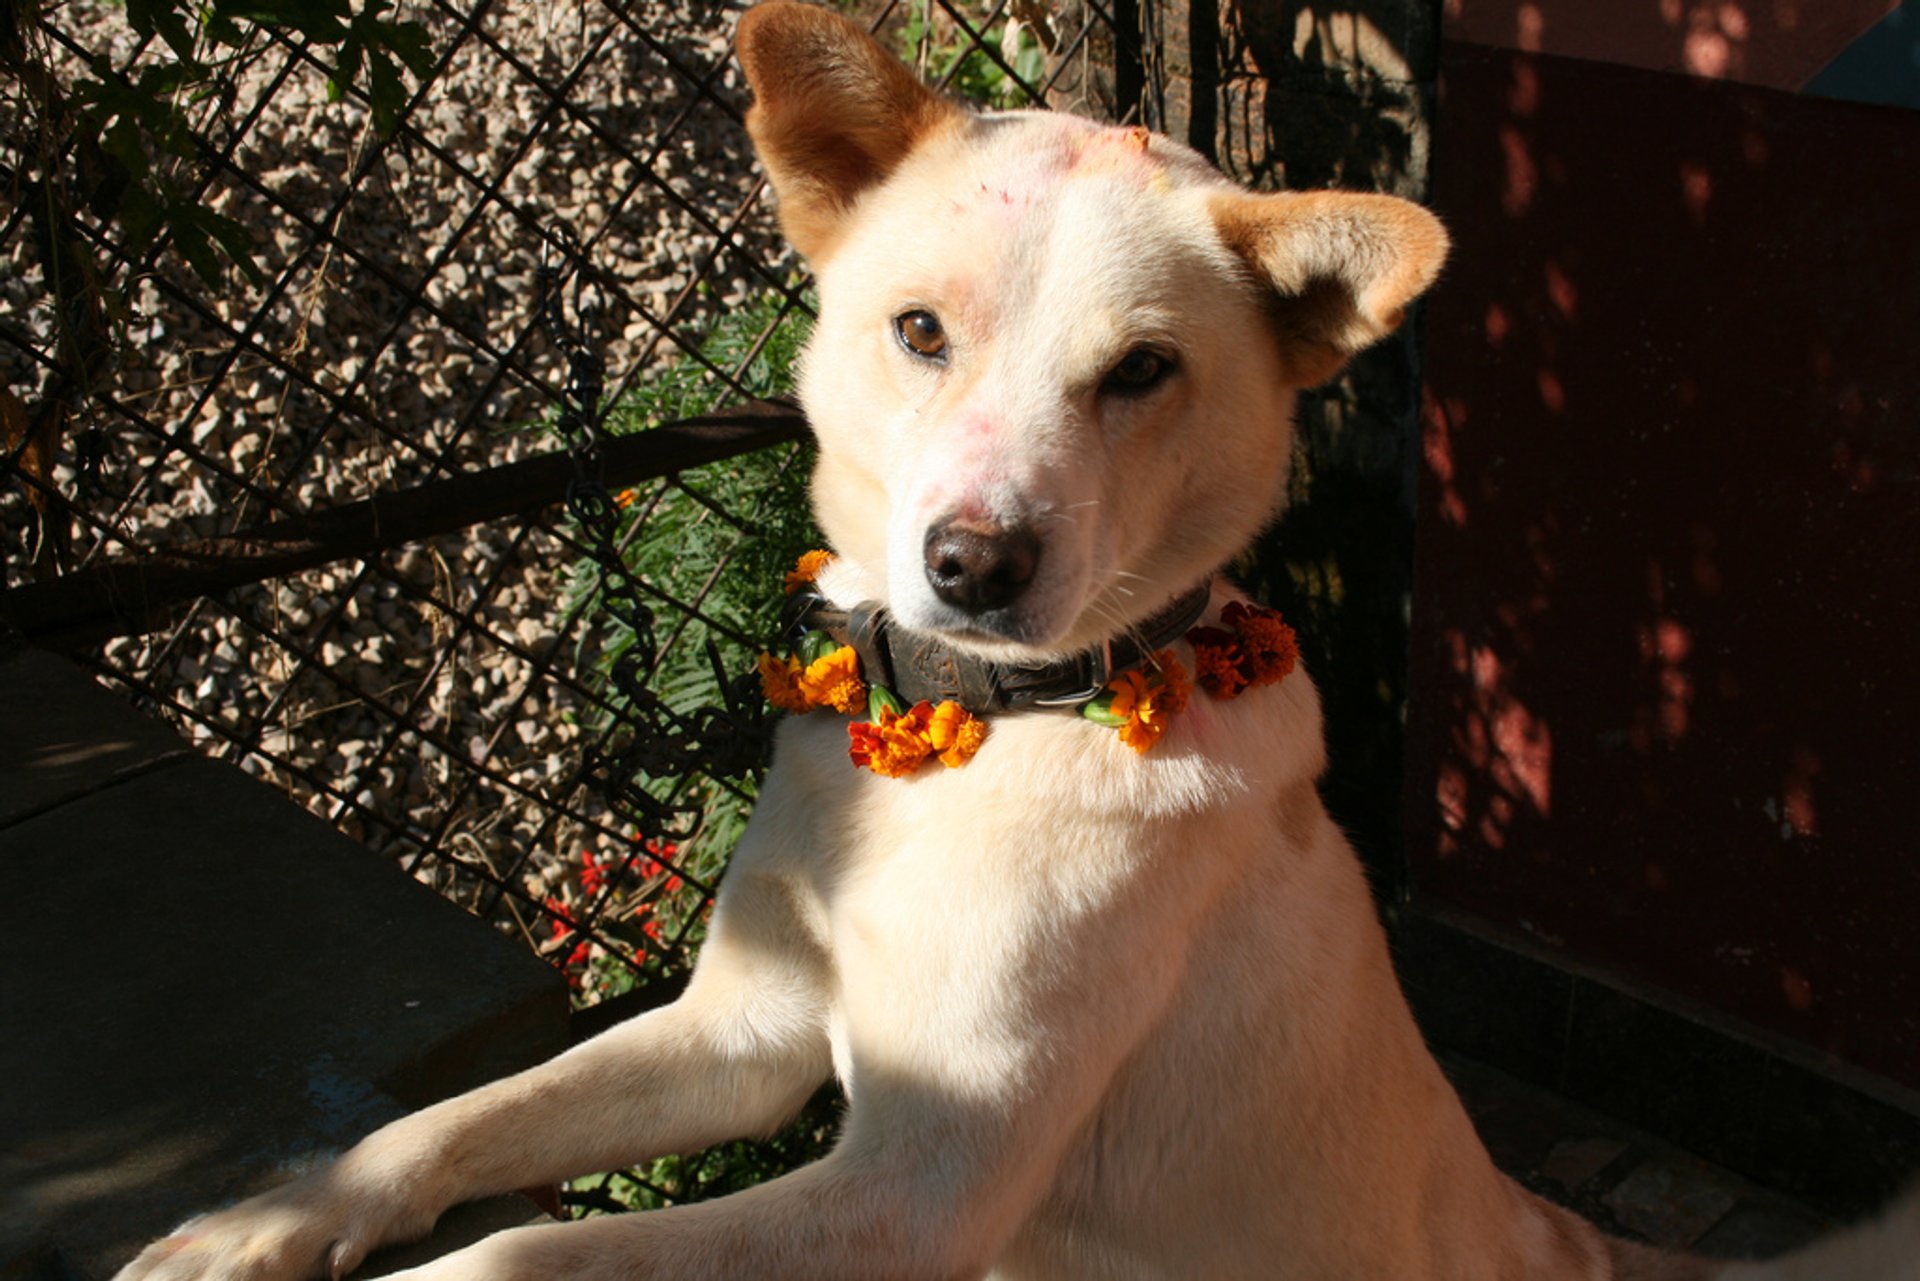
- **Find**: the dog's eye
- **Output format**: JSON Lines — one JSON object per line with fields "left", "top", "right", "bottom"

{"left": 895, "top": 310, "right": 948, "bottom": 360}
{"left": 1102, "top": 347, "right": 1175, "bottom": 396}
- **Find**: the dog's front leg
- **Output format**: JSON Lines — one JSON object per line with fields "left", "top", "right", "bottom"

{"left": 114, "top": 801, "right": 836, "bottom": 1281}
{"left": 372, "top": 824, "right": 1204, "bottom": 1281}
{"left": 372, "top": 1149, "right": 976, "bottom": 1281}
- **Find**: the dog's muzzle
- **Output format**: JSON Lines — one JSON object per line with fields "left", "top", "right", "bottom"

{"left": 922, "top": 519, "right": 1042, "bottom": 616}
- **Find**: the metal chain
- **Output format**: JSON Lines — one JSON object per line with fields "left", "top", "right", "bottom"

{"left": 535, "top": 228, "right": 775, "bottom": 850}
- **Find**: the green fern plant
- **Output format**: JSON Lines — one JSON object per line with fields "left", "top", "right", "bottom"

{"left": 546, "top": 287, "right": 819, "bottom": 996}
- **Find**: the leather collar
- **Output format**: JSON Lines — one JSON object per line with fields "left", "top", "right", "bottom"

{"left": 784, "top": 579, "right": 1214, "bottom": 716}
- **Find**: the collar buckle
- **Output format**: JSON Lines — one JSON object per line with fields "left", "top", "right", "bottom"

{"left": 1029, "top": 637, "right": 1113, "bottom": 708}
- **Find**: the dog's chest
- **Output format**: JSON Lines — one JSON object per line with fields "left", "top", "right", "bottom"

{"left": 768, "top": 695, "right": 1306, "bottom": 1102}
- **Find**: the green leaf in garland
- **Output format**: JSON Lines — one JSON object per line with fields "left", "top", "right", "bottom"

{"left": 867, "top": 685, "right": 905, "bottom": 720}
{"left": 1080, "top": 690, "right": 1127, "bottom": 727}
{"left": 797, "top": 630, "right": 837, "bottom": 665}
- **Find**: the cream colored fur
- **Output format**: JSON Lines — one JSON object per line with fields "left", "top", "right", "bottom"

{"left": 115, "top": 5, "right": 1916, "bottom": 1279}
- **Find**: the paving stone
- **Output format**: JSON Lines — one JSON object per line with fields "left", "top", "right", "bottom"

{"left": 1448, "top": 1054, "right": 1828, "bottom": 1255}
{"left": 1540, "top": 1137, "right": 1631, "bottom": 1192}
{"left": 1602, "top": 1157, "right": 1742, "bottom": 1248}
{"left": 1692, "top": 1198, "right": 1827, "bottom": 1261}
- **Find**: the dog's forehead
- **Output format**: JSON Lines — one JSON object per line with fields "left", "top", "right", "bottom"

{"left": 846, "top": 112, "right": 1225, "bottom": 299}
{"left": 934, "top": 113, "right": 1208, "bottom": 221}
{"left": 971, "top": 114, "right": 1176, "bottom": 195}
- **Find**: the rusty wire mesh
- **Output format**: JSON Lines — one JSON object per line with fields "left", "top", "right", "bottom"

{"left": 2, "top": 0, "right": 1145, "bottom": 1207}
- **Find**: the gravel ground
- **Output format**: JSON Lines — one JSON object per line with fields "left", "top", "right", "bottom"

{"left": 2, "top": 1, "right": 1106, "bottom": 984}
{"left": 2, "top": 0, "right": 801, "bottom": 949}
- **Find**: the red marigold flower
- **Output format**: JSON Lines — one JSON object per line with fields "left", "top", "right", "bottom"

{"left": 1187, "top": 605, "right": 1298, "bottom": 699}
{"left": 1222, "top": 602, "right": 1299, "bottom": 687}
{"left": 847, "top": 718, "right": 883, "bottom": 769}
{"left": 1151, "top": 649, "right": 1192, "bottom": 715}
{"left": 1187, "top": 625, "right": 1249, "bottom": 698}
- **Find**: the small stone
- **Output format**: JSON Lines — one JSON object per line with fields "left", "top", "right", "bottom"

{"left": 1540, "top": 1138, "right": 1628, "bottom": 1193}
{"left": 1601, "top": 1158, "right": 1741, "bottom": 1249}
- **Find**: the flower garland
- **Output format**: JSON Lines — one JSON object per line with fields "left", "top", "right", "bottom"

{"left": 1080, "top": 650, "right": 1191, "bottom": 754}
{"left": 1185, "top": 601, "right": 1300, "bottom": 700}
{"left": 758, "top": 551, "right": 988, "bottom": 777}
{"left": 848, "top": 690, "right": 988, "bottom": 777}
{"left": 757, "top": 552, "right": 1298, "bottom": 774}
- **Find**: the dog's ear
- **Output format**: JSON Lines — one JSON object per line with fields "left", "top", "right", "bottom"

{"left": 1210, "top": 190, "right": 1448, "bottom": 387}
{"left": 736, "top": 2, "right": 962, "bottom": 262}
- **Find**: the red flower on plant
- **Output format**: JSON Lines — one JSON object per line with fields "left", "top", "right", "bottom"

{"left": 544, "top": 895, "right": 591, "bottom": 981}
{"left": 578, "top": 849, "right": 613, "bottom": 898}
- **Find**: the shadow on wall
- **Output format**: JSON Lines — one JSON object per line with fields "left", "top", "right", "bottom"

{"left": 1410, "top": 41, "right": 1920, "bottom": 1087}
{"left": 1189, "top": 2, "right": 1436, "bottom": 898}
{"left": 1214, "top": 0, "right": 1428, "bottom": 193}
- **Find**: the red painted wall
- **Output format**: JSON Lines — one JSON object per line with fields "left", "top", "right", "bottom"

{"left": 1443, "top": 0, "right": 1896, "bottom": 91}
{"left": 1410, "top": 40, "right": 1920, "bottom": 1087}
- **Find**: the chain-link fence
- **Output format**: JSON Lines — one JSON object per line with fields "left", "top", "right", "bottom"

{"left": 3, "top": 0, "right": 1148, "bottom": 1209}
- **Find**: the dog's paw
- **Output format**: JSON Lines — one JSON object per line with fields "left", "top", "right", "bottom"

{"left": 112, "top": 1169, "right": 434, "bottom": 1281}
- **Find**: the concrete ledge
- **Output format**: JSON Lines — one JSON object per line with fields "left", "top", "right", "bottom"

{"left": 0, "top": 644, "right": 570, "bottom": 1278}
{"left": 0, "top": 642, "right": 190, "bottom": 826}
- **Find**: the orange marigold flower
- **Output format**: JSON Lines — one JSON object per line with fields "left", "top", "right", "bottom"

{"left": 784, "top": 549, "right": 837, "bottom": 594}
{"left": 1151, "top": 649, "right": 1192, "bottom": 715}
{"left": 1222, "top": 602, "right": 1299, "bottom": 686}
{"left": 848, "top": 701, "right": 935, "bottom": 777}
{"left": 758, "top": 651, "right": 812, "bottom": 714}
{"left": 1108, "top": 673, "right": 1164, "bottom": 754}
{"left": 797, "top": 645, "right": 866, "bottom": 714}
{"left": 1105, "top": 655, "right": 1190, "bottom": 755}
{"left": 925, "top": 699, "right": 988, "bottom": 768}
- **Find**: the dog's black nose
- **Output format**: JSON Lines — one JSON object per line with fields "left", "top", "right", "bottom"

{"left": 924, "top": 520, "right": 1041, "bottom": 614}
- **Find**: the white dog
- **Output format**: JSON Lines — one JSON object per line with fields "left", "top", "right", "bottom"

{"left": 117, "top": 4, "right": 1918, "bottom": 1278}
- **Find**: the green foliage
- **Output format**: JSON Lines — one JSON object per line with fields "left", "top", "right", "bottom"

{"left": 900, "top": 2, "right": 1048, "bottom": 109}
{"left": 548, "top": 287, "right": 820, "bottom": 995}
{"left": 547, "top": 288, "right": 836, "bottom": 1212}
{"left": 568, "top": 1086, "right": 843, "bottom": 1215}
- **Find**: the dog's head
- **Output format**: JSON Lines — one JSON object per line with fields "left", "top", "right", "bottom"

{"left": 736, "top": 2, "right": 1446, "bottom": 661}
